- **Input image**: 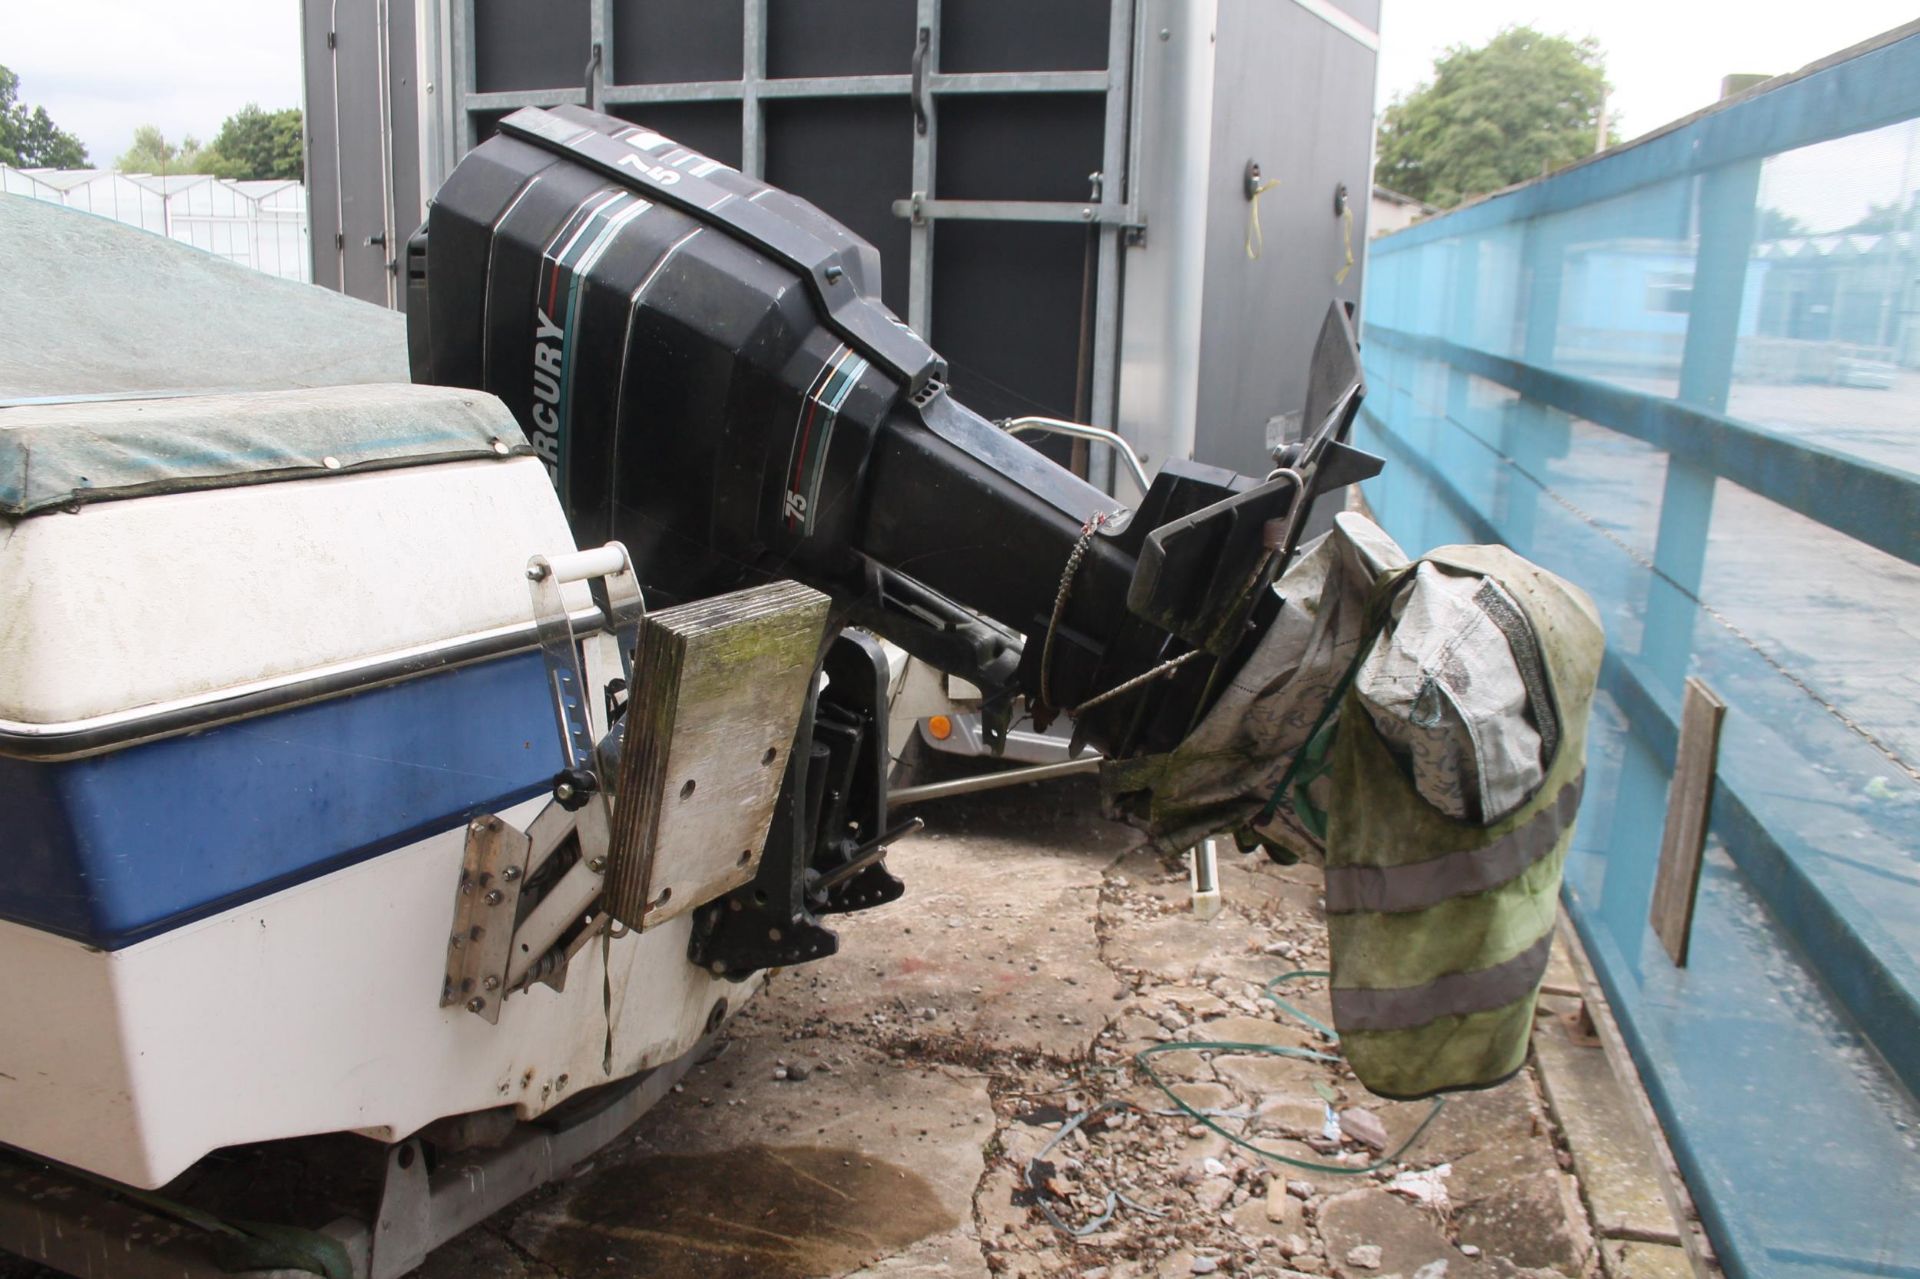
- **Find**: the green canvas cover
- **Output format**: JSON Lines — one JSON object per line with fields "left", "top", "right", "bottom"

{"left": 1324, "top": 546, "right": 1604, "bottom": 1098}
{"left": 0, "top": 193, "right": 406, "bottom": 401}
{"left": 0, "top": 384, "right": 530, "bottom": 517}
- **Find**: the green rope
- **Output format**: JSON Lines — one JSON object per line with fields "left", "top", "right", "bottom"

{"left": 1133, "top": 970, "right": 1446, "bottom": 1176}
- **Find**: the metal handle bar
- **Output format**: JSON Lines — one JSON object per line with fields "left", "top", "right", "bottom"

{"left": 1002, "top": 416, "right": 1151, "bottom": 495}
{"left": 531, "top": 544, "right": 630, "bottom": 585}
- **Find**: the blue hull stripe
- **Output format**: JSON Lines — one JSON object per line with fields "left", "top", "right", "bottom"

{"left": 0, "top": 651, "right": 562, "bottom": 949}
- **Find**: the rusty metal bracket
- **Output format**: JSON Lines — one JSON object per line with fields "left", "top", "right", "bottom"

{"left": 443, "top": 798, "right": 613, "bottom": 1022}
{"left": 439, "top": 542, "right": 641, "bottom": 1024}
{"left": 441, "top": 814, "right": 534, "bottom": 1024}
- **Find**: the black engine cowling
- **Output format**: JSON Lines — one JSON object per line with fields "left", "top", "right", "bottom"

{"left": 409, "top": 104, "right": 1377, "bottom": 975}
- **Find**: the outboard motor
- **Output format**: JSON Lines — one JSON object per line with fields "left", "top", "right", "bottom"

{"left": 409, "top": 104, "right": 1378, "bottom": 974}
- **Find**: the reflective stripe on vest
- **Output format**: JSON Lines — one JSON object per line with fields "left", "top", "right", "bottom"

{"left": 1331, "top": 932, "right": 1553, "bottom": 1032}
{"left": 1323, "top": 771, "right": 1584, "bottom": 915}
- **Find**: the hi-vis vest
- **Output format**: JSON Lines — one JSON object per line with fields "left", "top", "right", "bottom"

{"left": 1325, "top": 545, "right": 1603, "bottom": 1100}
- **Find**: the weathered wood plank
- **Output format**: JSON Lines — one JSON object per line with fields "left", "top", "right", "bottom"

{"left": 604, "top": 581, "right": 830, "bottom": 930}
{"left": 1649, "top": 677, "right": 1726, "bottom": 966}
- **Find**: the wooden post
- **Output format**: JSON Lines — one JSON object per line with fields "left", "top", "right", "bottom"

{"left": 1649, "top": 677, "right": 1727, "bottom": 965}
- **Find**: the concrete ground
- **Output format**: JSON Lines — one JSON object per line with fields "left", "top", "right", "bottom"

{"left": 413, "top": 775, "right": 1697, "bottom": 1279}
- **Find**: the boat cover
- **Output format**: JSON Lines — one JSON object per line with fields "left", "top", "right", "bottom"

{"left": 0, "top": 383, "right": 533, "bottom": 517}
{"left": 0, "top": 192, "right": 406, "bottom": 399}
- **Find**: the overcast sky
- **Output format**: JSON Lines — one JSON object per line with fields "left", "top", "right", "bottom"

{"left": 1, "top": 1, "right": 302, "bottom": 166}
{"left": 1375, "top": 0, "right": 1915, "bottom": 139}
{"left": 1374, "top": 0, "right": 1920, "bottom": 230}
{"left": 0, "top": 0, "right": 1914, "bottom": 217}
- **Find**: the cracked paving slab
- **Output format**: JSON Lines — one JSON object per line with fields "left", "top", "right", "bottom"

{"left": 407, "top": 775, "right": 1613, "bottom": 1279}
{"left": 419, "top": 779, "right": 1128, "bottom": 1279}
{"left": 788, "top": 779, "right": 1135, "bottom": 1063}
{"left": 482, "top": 1028, "right": 996, "bottom": 1279}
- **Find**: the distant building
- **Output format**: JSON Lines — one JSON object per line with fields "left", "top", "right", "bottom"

{"left": 0, "top": 167, "right": 309, "bottom": 282}
{"left": 1370, "top": 185, "right": 1434, "bottom": 237}
{"left": 1553, "top": 229, "right": 1914, "bottom": 380}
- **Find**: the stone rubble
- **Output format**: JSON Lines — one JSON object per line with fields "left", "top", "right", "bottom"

{"left": 386, "top": 778, "right": 1610, "bottom": 1279}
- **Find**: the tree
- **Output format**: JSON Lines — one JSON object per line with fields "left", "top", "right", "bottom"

{"left": 1376, "top": 27, "right": 1614, "bottom": 210}
{"left": 0, "top": 64, "right": 89, "bottom": 167}
{"left": 117, "top": 124, "right": 216, "bottom": 175}
{"left": 116, "top": 106, "right": 304, "bottom": 180}
{"left": 207, "top": 104, "right": 304, "bottom": 181}
{"left": 1839, "top": 196, "right": 1917, "bottom": 235}
{"left": 1756, "top": 207, "right": 1809, "bottom": 239}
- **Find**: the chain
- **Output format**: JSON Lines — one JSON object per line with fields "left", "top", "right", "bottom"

{"left": 1040, "top": 509, "right": 1205, "bottom": 720}
{"left": 1039, "top": 511, "right": 1117, "bottom": 711}
{"left": 1071, "top": 649, "right": 1203, "bottom": 715}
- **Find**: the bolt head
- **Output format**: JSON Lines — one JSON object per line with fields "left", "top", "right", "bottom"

{"left": 502, "top": 865, "right": 522, "bottom": 881}
{"left": 483, "top": 976, "right": 500, "bottom": 990}
{"left": 467, "top": 997, "right": 486, "bottom": 1013}
{"left": 485, "top": 889, "right": 504, "bottom": 905}
{"left": 554, "top": 781, "right": 576, "bottom": 800}
{"left": 587, "top": 858, "right": 607, "bottom": 874}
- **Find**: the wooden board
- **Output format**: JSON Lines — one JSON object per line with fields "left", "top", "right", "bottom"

{"left": 1649, "top": 677, "right": 1726, "bottom": 966}
{"left": 604, "top": 581, "right": 830, "bottom": 930}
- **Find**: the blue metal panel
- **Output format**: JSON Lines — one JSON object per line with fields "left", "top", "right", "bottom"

{"left": 1357, "top": 372, "right": 1920, "bottom": 1091}
{"left": 0, "top": 652, "right": 561, "bottom": 949}
{"left": 1364, "top": 325, "right": 1920, "bottom": 567}
{"left": 1354, "top": 34, "right": 1920, "bottom": 1263}
{"left": 1355, "top": 383, "right": 1920, "bottom": 1277}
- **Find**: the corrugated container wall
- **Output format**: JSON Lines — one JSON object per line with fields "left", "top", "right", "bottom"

{"left": 302, "top": 0, "right": 1378, "bottom": 484}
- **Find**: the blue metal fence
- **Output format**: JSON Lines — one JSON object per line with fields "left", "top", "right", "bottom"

{"left": 1359, "top": 25, "right": 1920, "bottom": 1279}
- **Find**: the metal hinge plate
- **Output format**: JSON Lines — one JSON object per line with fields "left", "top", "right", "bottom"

{"left": 441, "top": 815, "right": 534, "bottom": 1024}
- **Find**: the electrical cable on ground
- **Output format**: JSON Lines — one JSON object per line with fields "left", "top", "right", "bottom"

{"left": 1136, "top": 969, "right": 1446, "bottom": 1176}
{"left": 1024, "top": 1100, "right": 1169, "bottom": 1237}
{"left": 1028, "top": 971, "right": 1449, "bottom": 1237}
